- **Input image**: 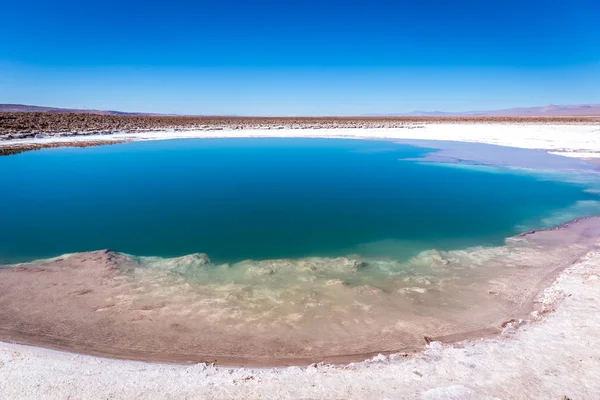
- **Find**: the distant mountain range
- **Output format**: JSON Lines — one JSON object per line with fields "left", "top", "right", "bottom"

{"left": 386, "top": 104, "right": 600, "bottom": 117}
{"left": 0, "top": 104, "right": 166, "bottom": 116}
{"left": 2, "top": 103, "right": 600, "bottom": 117}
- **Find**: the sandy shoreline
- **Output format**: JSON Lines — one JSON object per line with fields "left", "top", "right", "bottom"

{"left": 1, "top": 215, "right": 599, "bottom": 368}
{"left": 1, "top": 225, "right": 599, "bottom": 399}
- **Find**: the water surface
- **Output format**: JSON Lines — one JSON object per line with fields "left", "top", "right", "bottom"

{"left": 0, "top": 138, "right": 598, "bottom": 263}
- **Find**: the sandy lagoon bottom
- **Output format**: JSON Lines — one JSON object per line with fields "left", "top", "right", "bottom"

{"left": 1, "top": 216, "right": 599, "bottom": 366}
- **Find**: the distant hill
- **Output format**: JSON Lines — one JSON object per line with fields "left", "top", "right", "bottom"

{"left": 404, "top": 104, "right": 600, "bottom": 117}
{"left": 0, "top": 104, "right": 166, "bottom": 116}
{"left": 3, "top": 103, "right": 600, "bottom": 117}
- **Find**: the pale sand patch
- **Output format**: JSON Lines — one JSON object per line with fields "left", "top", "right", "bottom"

{"left": 1, "top": 241, "right": 599, "bottom": 399}
{"left": 1, "top": 217, "right": 598, "bottom": 367}
{"left": 2, "top": 123, "right": 600, "bottom": 158}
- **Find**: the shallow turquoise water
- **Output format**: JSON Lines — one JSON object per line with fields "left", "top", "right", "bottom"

{"left": 1, "top": 138, "right": 599, "bottom": 264}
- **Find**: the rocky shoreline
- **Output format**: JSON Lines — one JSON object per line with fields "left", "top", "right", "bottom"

{"left": 0, "top": 140, "right": 128, "bottom": 156}
{"left": 516, "top": 215, "right": 599, "bottom": 237}
{"left": 2, "top": 112, "right": 599, "bottom": 141}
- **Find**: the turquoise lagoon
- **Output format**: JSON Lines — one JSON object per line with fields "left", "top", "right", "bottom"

{"left": 1, "top": 138, "right": 599, "bottom": 265}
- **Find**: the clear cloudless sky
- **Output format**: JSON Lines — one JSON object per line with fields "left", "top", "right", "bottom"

{"left": 1, "top": 0, "right": 599, "bottom": 115}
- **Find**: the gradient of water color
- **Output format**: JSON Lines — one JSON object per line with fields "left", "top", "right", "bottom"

{"left": 1, "top": 138, "right": 599, "bottom": 264}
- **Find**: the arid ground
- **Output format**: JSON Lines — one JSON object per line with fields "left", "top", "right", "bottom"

{"left": 1, "top": 121, "right": 600, "bottom": 398}
{"left": 2, "top": 112, "right": 600, "bottom": 140}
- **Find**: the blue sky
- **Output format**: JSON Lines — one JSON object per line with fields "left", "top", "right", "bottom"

{"left": 1, "top": 0, "right": 599, "bottom": 115}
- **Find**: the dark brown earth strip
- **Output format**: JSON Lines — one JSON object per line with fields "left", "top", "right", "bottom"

{"left": 1, "top": 113, "right": 599, "bottom": 140}
{"left": 0, "top": 140, "right": 129, "bottom": 156}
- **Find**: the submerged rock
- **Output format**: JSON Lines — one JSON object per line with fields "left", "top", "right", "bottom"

{"left": 239, "top": 256, "right": 367, "bottom": 279}
{"left": 244, "top": 264, "right": 277, "bottom": 278}
{"left": 135, "top": 253, "right": 213, "bottom": 278}
{"left": 164, "top": 253, "right": 212, "bottom": 277}
{"left": 409, "top": 250, "right": 450, "bottom": 268}
{"left": 167, "top": 253, "right": 211, "bottom": 269}
{"left": 325, "top": 279, "right": 350, "bottom": 286}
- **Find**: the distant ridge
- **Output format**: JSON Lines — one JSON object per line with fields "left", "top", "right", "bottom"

{"left": 2, "top": 103, "right": 600, "bottom": 117}
{"left": 399, "top": 104, "right": 600, "bottom": 117}
{"left": 0, "top": 104, "right": 169, "bottom": 116}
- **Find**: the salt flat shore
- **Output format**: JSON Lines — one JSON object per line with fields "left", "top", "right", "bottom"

{"left": 1, "top": 113, "right": 598, "bottom": 140}
{"left": 1, "top": 121, "right": 600, "bottom": 160}
{"left": 2, "top": 123, "right": 600, "bottom": 399}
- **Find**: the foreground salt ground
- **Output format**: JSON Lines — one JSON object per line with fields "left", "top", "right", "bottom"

{"left": 2, "top": 126, "right": 600, "bottom": 399}
{"left": 3, "top": 123, "right": 600, "bottom": 159}
{"left": 1, "top": 245, "right": 599, "bottom": 399}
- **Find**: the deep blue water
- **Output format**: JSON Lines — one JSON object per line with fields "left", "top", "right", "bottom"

{"left": 1, "top": 138, "right": 598, "bottom": 264}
